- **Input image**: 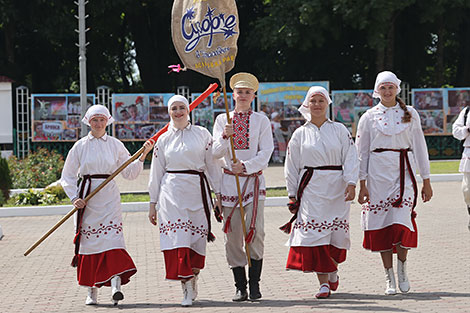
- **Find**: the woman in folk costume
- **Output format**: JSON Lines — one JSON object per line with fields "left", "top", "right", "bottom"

{"left": 148, "top": 95, "right": 221, "bottom": 307}
{"left": 282, "top": 86, "right": 359, "bottom": 299}
{"left": 60, "top": 105, "right": 154, "bottom": 306}
{"left": 356, "top": 71, "right": 433, "bottom": 295}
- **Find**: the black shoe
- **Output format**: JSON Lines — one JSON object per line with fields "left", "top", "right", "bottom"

{"left": 249, "top": 286, "right": 261, "bottom": 300}
{"left": 248, "top": 259, "right": 263, "bottom": 300}
{"left": 232, "top": 289, "right": 248, "bottom": 301}
{"left": 231, "top": 266, "right": 248, "bottom": 301}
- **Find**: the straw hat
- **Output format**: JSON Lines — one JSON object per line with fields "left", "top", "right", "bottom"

{"left": 229, "top": 72, "right": 259, "bottom": 92}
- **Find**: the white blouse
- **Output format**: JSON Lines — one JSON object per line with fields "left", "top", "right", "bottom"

{"left": 356, "top": 103, "right": 430, "bottom": 181}
{"left": 452, "top": 107, "right": 470, "bottom": 172}
{"left": 148, "top": 123, "right": 221, "bottom": 205}
{"left": 61, "top": 133, "right": 143, "bottom": 201}
{"left": 284, "top": 120, "right": 359, "bottom": 198}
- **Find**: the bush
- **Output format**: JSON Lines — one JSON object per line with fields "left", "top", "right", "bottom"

{"left": 14, "top": 189, "right": 59, "bottom": 206}
{"left": 8, "top": 148, "right": 64, "bottom": 188}
{"left": 44, "top": 184, "right": 67, "bottom": 200}
{"left": 0, "top": 157, "right": 12, "bottom": 200}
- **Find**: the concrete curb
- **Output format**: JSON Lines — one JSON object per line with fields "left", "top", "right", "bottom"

{"left": 0, "top": 197, "right": 290, "bottom": 218}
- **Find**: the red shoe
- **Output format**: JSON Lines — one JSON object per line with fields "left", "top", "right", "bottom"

{"left": 315, "top": 284, "right": 331, "bottom": 299}
{"left": 329, "top": 276, "right": 339, "bottom": 291}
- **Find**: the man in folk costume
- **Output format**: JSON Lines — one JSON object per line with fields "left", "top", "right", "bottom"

{"left": 213, "top": 72, "right": 274, "bottom": 301}
{"left": 452, "top": 104, "right": 470, "bottom": 231}
{"left": 60, "top": 105, "right": 154, "bottom": 305}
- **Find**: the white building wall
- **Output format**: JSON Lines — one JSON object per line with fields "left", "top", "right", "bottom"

{"left": 0, "top": 82, "right": 13, "bottom": 144}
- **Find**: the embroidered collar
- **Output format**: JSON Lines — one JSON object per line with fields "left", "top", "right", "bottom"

{"left": 234, "top": 110, "right": 253, "bottom": 117}
{"left": 88, "top": 132, "right": 108, "bottom": 141}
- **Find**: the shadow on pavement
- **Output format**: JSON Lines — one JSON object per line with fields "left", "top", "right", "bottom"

{"left": 96, "top": 291, "right": 470, "bottom": 311}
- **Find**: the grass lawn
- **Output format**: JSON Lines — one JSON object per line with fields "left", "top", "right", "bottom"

{"left": 430, "top": 161, "right": 459, "bottom": 174}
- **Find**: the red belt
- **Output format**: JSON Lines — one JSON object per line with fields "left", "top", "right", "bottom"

{"left": 71, "top": 174, "right": 110, "bottom": 267}
{"left": 222, "top": 169, "right": 263, "bottom": 243}
{"left": 167, "top": 170, "right": 216, "bottom": 242}
{"left": 280, "top": 166, "right": 343, "bottom": 234}
{"left": 373, "top": 148, "right": 418, "bottom": 216}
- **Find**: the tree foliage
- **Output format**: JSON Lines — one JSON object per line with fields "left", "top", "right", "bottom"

{"left": 0, "top": 0, "right": 469, "bottom": 93}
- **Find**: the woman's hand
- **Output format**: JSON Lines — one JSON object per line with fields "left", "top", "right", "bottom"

{"left": 140, "top": 139, "right": 155, "bottom": 161}
{"left": 357, "top": 180, "right": 369, "bottom": 204}
{"left": 213, "top": 194, "right": 223, "bottom": 223}
{"left": 344, "top": 185, "right": 356, "bottom": 201}
{"left": 73, "top": 198, "right": 86, "bottom": 209}
{"left": 287, "top": 197, "right": 298, "bottom": 214}
{"left": 148, "top": 203, "right": 157, "bottom": 225}
{"left": 421, "top": 179, "right": 433, "bottom": 202}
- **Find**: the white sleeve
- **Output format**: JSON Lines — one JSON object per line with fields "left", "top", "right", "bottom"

{"left": 452, "top": 108, "right": 469, "bottom": 140}
{"left": 284, "top": 130, "right": 302, "bottom": 198}
{"left": 212, "top": 114, "right": 230, "bottom": 159}
{"left": 148, "top": 139, "right": 167, "bottom": 204}
{"left": 117, "top": 141, "right": 143, "bottom": 180}
{"left": 243, "top": 116, "right": 274, "bottom": 174}
{"left": 60, "top": 144, "right": 80, "bottom": 201}
{"left": 340, "top": 126, "right": 359, "bottom": 185}
{"left": 356, "top": 112, "right": 371, "bottom": 181}
{"left": 410, "top": 109, "right": 431, "bottom": 179}
{"left": 203, "top": 131, "right": 221, "bottom": 194}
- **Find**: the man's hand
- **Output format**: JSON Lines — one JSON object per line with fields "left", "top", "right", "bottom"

{"left": 224, "top": 124, "right": 234, "bottom": 137}
{"left": 231, "top": 160, "right": 244, "bottom": 174}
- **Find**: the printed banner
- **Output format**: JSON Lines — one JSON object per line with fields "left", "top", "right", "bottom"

{"left": 31, "top": 94, "right": 94, "bottom": 142}
{"left": 171, "top": 0, "right": 239, "bottom": 85}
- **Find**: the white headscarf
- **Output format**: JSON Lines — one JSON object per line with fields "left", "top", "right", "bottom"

{"left": 298, "top": 86, "right": 332, "bottom": 121}
{"left": 167, "top": 95, "right": 190, "bottom": 123}
{"left": 373, "top": 71, "right": 402, "bottom": 98}
{"left": 82, "top": 105, "right": 114, "bottom": 126}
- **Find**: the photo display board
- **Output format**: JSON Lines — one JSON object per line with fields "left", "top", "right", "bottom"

{"left": 258, "top": 81, "right": 330, "bottom": 133}
{"left": 31, "top": 94, "right": 95, "bottom": 142}
{"left": 331, "top": 90, "right": 379, "bottom": 135}
{"left": 112, "top": 93, "right": 174, "bottom": 141}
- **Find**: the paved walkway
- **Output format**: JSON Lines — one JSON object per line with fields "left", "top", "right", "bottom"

{"left": 0, "top": 181, "right": 469, "bottom": 312}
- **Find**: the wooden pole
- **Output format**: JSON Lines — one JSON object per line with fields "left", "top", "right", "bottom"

{"left": 222, "top": 86, "right": 251, "bottom": 267}
{"left": 24, "top": 83, "right": 219, "bottom": 257}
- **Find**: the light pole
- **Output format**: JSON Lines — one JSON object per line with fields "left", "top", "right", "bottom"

{"left": 75, "top": 0, "right": 89, "bottom": 138}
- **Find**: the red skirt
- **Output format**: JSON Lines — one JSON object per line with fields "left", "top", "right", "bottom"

{"left": 77, "top": 249, "right": 137, "bottom": 287}
{"left": 163, "top": 248, "right": 205, "bottom": 280}
{"left": 286, "top": 245, "right": 347, "bottom": 274}
{"left": 363, "top": 221, "right": 418, "bottom": 252}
